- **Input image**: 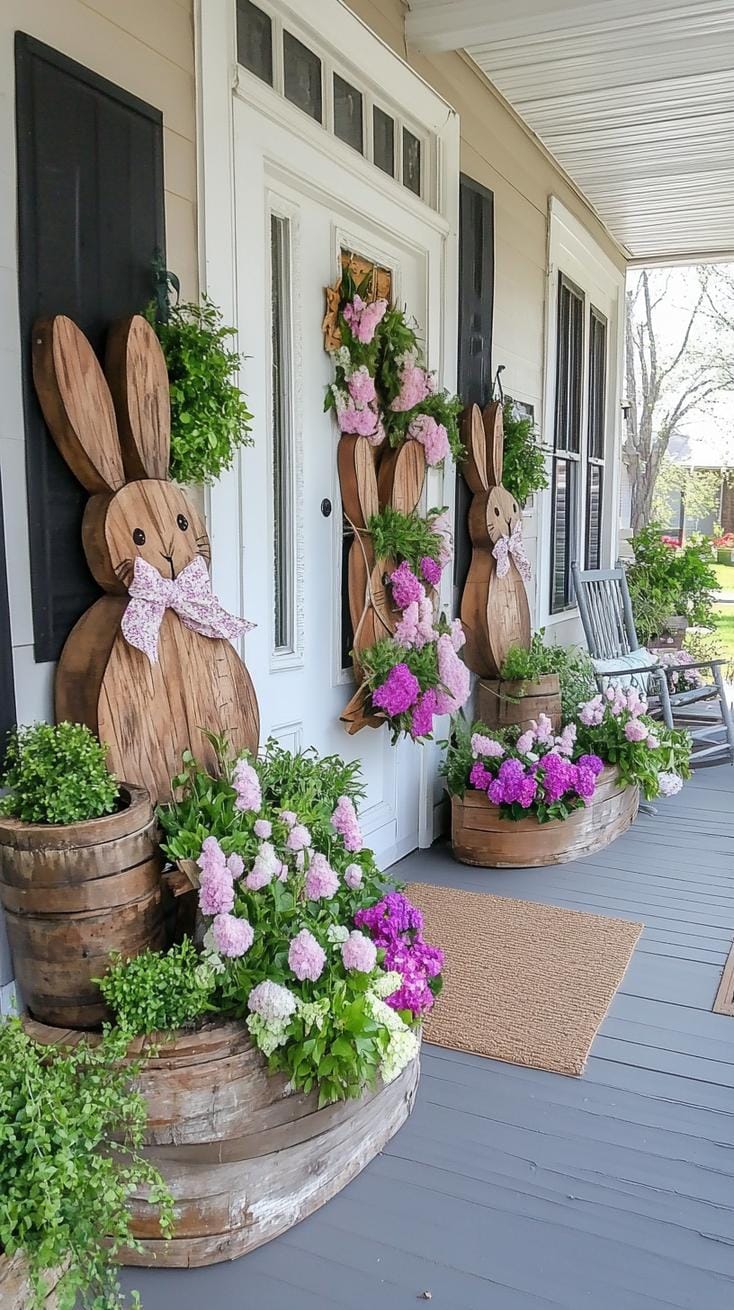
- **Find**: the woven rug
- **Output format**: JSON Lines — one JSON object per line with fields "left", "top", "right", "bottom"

{"left": 407, "top": 882, "right": 643, "bottom": 1076}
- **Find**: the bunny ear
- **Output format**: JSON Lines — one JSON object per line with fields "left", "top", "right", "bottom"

{"left": 461, "top": 404, "right": 489, "bottom": 493}
{"left": 32, "top": 316, "right": 125, "bottom": 494}
{"left": 377, "top": 441, "right": 425, "bottom": 515}
{"left": 338, "top": 435, "right": 379, "bottom": 529}
{"left": 482, "top": 401, "right": 504, "bottom": 486}
{"left": 105, "top": 316, "right": 171, "bottom": 480}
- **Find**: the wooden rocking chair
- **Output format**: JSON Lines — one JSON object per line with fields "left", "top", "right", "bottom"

{"left": 572, "top": 562, "right": 734, "bottom": 769}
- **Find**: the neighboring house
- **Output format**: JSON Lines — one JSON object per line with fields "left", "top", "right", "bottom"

{"left": 620, "top": 427, "right": 734, "bottom": 541}
{"left": 0, "top": 0, "right": 726, "bottom": 979}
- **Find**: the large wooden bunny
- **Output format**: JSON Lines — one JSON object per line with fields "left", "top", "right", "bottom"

{"left": 460, "top": 402, "right": 531, "bottom": 677}
{"left": 32, "top": 314, "right": 259, "bottom": 803}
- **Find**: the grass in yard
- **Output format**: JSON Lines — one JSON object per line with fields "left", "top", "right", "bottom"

{"left": 713, "top": 563, "right": 734, "bottom": 592}
{"left": 712, "top": 607, "right": 734, "bottom": 661}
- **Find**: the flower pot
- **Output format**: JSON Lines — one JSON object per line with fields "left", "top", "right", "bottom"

{"left": 451, "top": 766, "right": 639, "bottom": 868}
{"left": 477, "top": 673, "right": 562, "bottom": 734}
{"left": 0, "top": 1250, "right": 66, "bottom": 1308}
{"left": 23, "top": 1017, "right": 420, "bottom": 1268}
{"left": 0, "top": 785, "right": 165, "bottom": 1028}
{"left": 653, "top": 615, "right": 687, "bottom": 650}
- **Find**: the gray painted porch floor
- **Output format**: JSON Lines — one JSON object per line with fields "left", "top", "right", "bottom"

{"left": 124, "top": 765, "right": 734, "bottom": 1309}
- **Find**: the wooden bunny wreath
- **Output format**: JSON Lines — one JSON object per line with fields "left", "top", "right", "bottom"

{"left": 459, "top": 401, "right": 531, "bottom": 677}
{"left": 32, "top": 314, "right": 259, "bottom": 803}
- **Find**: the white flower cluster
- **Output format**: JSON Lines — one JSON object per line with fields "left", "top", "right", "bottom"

{"left": 367, "top": 991, "right": 420, "bottom": 1085}
{"left": 245, "top": 979, "right": 298, "bottom": 1056}
{"left": 327, "top": 923, "right": 350, "bottom": 945}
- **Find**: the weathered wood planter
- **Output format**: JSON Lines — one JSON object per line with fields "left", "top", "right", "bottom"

{"left": 0, "top": 786, "right": 164, "bottom": 1028}
{"left": 452, "top": 766, "right": 639, "bottom": 868}
{"left": 478, "top": 673, "right": 562, "bottom": 733}
{"left": 24, "top": 1019, "right": 420, "bottom": 1268}
{"left": 0, "top": 1252, "right": 65, "bottom": 1309}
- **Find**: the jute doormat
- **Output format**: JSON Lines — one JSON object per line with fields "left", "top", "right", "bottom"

{"left": 407, "top": 882, "right": 643, "bottom": 1076}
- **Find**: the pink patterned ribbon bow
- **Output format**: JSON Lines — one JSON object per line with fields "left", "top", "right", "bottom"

{"left": 492, "top": 520, "right": 531, "bottom": 582}
{"left": 121, "top": 555, "right": 254, "bottom": 663}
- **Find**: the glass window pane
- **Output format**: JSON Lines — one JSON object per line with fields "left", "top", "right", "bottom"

{"left": 283, "top": 31, "right": 322, "bottom": 123}
{"left": 551, "top": 457, "right": 578, "bottom": 612}
{"left": 554, "top": 273, "right": 584, "bottom": 454}
{"left": 271, "top": 214, "right": 294, "bottom": 652}
{"left": 236, "top": 0, "right": 273, "bottom": 86}
{"left": 334, "top": 74, "right": 363, "bottom": 153}
{"left": 403, "top": 127, "right": 422, "bottom": 196}
{"left": 586, "top": 465, "right": 603, "bottom": 570}
{"left": 373, "top": 106, "right": 395, "bottom": 176}
{"left": 588, "top": 307, "right": 607, "bottom": 460}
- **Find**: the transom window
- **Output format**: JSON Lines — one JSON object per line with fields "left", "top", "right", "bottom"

{"left": 236, "top": 0, "right": 433, "bottom": 204}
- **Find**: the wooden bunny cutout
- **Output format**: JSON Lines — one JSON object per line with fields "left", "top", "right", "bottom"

{"left": 460, "top": 401, "right": 531, "bottom": 677}
{"left": 32, "top": 314, "right": 260, "bottom": 803}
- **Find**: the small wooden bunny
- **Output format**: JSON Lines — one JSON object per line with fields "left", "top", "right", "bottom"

{"left": 32, "top": 314, "right": 260, "bottom": 803}
{"left": 460, "top": 402, "right": 531, "bottom": 677}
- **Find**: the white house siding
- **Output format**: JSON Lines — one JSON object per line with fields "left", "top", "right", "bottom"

{"left": 346, "top": 0, "right": 628, "bottom": 638}
{"left": 0, "top": 0, "right": 198, "bottom": 984}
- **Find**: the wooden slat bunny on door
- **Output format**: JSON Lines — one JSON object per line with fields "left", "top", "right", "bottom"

{"left": 32, "top": 314, "right": 259, "bottom": 803}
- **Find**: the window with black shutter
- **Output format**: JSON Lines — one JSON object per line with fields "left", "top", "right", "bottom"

{"left": 0, "top": 465, "right": 16, "bottom": 757}
{"left": 550, "top": 273, "right": 585, "bottom": 612}
{"left": 585, "top": 306, "right": 607, "bottom": 570}
{"left": 15, "top": 34, "right": 165, "bottom": 663}
{"left": 455, "top": 174, "right": 494, "bottom": 600}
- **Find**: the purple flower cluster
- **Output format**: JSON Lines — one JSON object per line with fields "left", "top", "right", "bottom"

{"left": 355, "top": 891, "right": 444, "bottom": 1017}
{"left": 468, "top": 726, "right": 605, "bottom": 816}
{"left": 372, "top": 662, "right": 420, "bottom": 715}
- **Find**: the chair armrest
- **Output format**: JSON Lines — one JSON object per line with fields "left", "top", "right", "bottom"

{"left": 596, "top": 662, "right": 662, "bottom": 677}
{"left": 662, "top": 657, "right": 729, "bottom": 671}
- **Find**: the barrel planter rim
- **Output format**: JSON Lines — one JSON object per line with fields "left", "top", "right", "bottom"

{"left": 451, "top": 765, "right": 640, "bottom": 868}
{"left": 0, "top": 783, "right": 152, "bottom": 850}
{"left": 0, "top": 1249, "right": 67, "bottom": 1307}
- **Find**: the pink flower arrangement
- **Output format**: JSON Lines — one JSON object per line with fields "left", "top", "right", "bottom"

{"left": 420, "top": 555, "right": 442, "bottom": 587}
{"left": 390, "top": 561, "right": 424, "bottom": 610}
{"left": 435, "top": 633, "right": 471, "bottom": 715}
{"left": 394, "top": 596, "right": 436, "bottom": 649}
{"left": 286, "top": 823, "right": 311, "bottom": 851}
{"left": 462, "top": 722, "right": 605, "bottom": 821}
{"left": 471, "top": 732, "right": 504, "bottom": 758}
{"left": 389, "top": 352, "right": 434, "bottom": 412}
{"left": 344, "top": 862, "right": 363, "bottom": 890}
{"left": 211, "top": 912, "right": 254, "bottom": 958}
{"left": 331, "top": 795, "right": 363, "bottom": 852}
{"left": 407, "top": 413, "right": 450, "bottom": 466}
{"left": 288, "top": 928, "right": 326, "bottom": 982}
{"left": 342, "top": 295, "right": 388, "bottom": 345}
{"left": 410, "top": 688, "right": 440, "bottom": 739}
{"left": 347, "top": 365, "right": 376, "bottom": 406}
{"left": 233, "top": 759, "right": 261, "bottom": 812}
{"left": 254, "top": 818, "right": 272, "bottom": 839}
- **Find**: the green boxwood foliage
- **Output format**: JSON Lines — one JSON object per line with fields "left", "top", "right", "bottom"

{"left": 0, "top": 722, "right": 118, "bottom": 825}
{"left": 0, "top": 1017, "right": 173, "bottom": 1309}
{"left": 501, "top": 400, "right": 548, "bottom": 506}
{"left": 147, "top": 296, "right": 253, "bottom": 486}
{"left": 98, "top": 940, "right": 213, "bottom": 1036}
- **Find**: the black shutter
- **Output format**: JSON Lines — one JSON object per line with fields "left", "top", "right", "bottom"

{"left": 0, "top": 465, "right": 17, "bottom": 756}
{"left": 15, "top": 34, "right": 165, "bottom": 663}
{"left": 455, "top": 174, "right": 494, "bottom": 598}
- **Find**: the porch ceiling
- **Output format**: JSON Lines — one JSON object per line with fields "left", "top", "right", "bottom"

{"left": 406, "top": 0, "right": 734, "bottom": 264}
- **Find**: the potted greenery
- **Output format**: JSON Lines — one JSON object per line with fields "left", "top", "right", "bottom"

{"left": 501, "top": 400, "right": 548, "bottom": 507}
{"left": 0, "top": 1016, "right": 173, "bottom": 1310}
{"left": 0, "top": 722, "right": 163, "bottom": 1028}
{"left": 626, "top": 525, "right": 719, "bottom": 647}
{"left": 479, "top": 631, "right": 596, "bottom": 731}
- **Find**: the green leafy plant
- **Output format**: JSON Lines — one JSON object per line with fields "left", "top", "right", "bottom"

{"left": 626, "top": 523, "right": 719, "bottom": 643}
{"left": 147, "top": 296, "right": 253, "bottom": 485}
{"left": 501, "top": 400, "right": 548, "bottom": 506}
{"left": 367, "top": 505, "right": 446, "bottom": 573}
{"left": 0, "top": 1017, "right": 173, "bottom": 1310}
{"left": 0, "top": 722, "right": 118, "bottom": 825}
{"left": 499, "top": 632, "right": 596, "bottom": 719}
{"left": 97, "top": 940, "right": 214, "bottom": 1036}
{"left": 576, "top": 693, "right": 692, "bottom": 800}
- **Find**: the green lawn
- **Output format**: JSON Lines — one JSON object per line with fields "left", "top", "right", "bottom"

{"left": 714, "top": 563, "right": 734, "bottom": 592}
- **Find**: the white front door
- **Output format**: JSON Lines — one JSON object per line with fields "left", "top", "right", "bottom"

{"left": 231, "top": 96, "right": 448, "bottom": 866}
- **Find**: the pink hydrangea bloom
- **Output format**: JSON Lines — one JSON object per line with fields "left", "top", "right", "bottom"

{"left": 288, "top": 928, "right": 326, "bottom": 981}
{"left": 286, "top": 823, "right": 311, "bottom": 852}
{"left": 390, "top": 561, "right": 424, "bottom": 610}
{"left": 342, "top": 295, "right": 388, "bottom": 345}
{"left": 410, "top": 687, "right": 439, "bottom": 739}
{"left": 211, "top": 912, "right": 254, "bottom": 958}
{"left": 347, "top": 365, "right": 377, "bottom": 406}
{"left": 233, "top": 759, "right": 261, "bottom": 812}
{"left": 431, "top": 511, "right": 453, "bottom": 568}
{"left": 247, "top": 979, "right": 297, "bottom": 1021}
{"left": 579, "top": 696, "right": 604, "bottom": 727}
{"left": 332, "top": 796, "right": 363, "bottom": 852}
{"left": 555, "top": 723, "right": 577, "bottom": 757}
{"left": 434, "top": 633, "right": 470, "bottom": 714}
{"left": 516, "top": 729, "right": 535, "bottom": 755}
{"left": 245, "top": 841, "right": 280, "bottom": 891}
{"left": 389, "top": 353, "right": 433, "bottom": 412}
{"left": 253, "top": 818, "right": 272, "bottom": 839}
{"left": 420, "top": 556, "right": 442, "bottom": 587}
{"left": 305, "top": 852, "right": 339, "bottom": 901}
{"left": 280, "top": 810, "right": 297, "bottom": 827}
{"left": 407, "top": 413, "right": 450, "bottom": 466}
{"left": 395, "top": 597, "right": 435, "bottom": 650}
{"left": 624, "top": 718, "right": 648, "bottom": 743}
{"left": 336, "top": 394, "right": 383, "bottom": 439}
{"left": 471, "top": 732, "right": 504, "bottom": 759}
{"left": 344, "top": 862, "right": 363, "bottom": 890}
{"left": 341, "top": 930, "right": 377, "bottom": 973}
{"left": 450, "top": 618, "right": 466, "bottom": 651}
{"left": 646, "top": 734, "right": 660, "bottom": 749}
{"left": 199, "top": 865, "right": 235, "bottom": 917}
{"left": 199, "top": 835, "right": 226, "bottom": 876}
{"left": 372, "top": 662, "right": 420, "bottom": 716}
{"left": 531, "top": 713, "right": 554, "bottom": 745}
{"left": 226, "top": 852, "right": 244, "bottom": 880}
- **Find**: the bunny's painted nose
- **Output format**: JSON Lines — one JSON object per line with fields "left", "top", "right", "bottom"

{"left": 161, "top": 552, "right": 175, "bottom": 579}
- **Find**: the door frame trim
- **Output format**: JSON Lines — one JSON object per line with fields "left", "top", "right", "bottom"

{"left": 196, "top": 0, "right": 459, "bottom": 854}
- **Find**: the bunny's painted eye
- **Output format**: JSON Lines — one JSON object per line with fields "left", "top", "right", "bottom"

{"left": 494, "top": 507, "right": 500, "bottom": 517}
{"left": 133, "top": 528, "right": 146, "bottom": 546}
{"left": 513, "top": 503, "right": 517, "bottom": 514}
{"left": 177, "top": 514, "right": 189, "bottom": 532}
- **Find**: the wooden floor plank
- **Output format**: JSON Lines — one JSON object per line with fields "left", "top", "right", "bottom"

{"left": 123, "top": 764, "right": 734, "bottom": 1310}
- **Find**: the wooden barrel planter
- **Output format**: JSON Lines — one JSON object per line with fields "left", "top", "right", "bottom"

{"left": 23, "top": 1018, "right": 420, "bottom": 1268}
{"left": 478, "top": 674, "right": 562, "bottom": 734}
{"left": 0, "top": 1252, "right": 65, "bottom": 1310}
{"left": 0, "top": 786, "right": 164, "bottom": 1028}
{"left": 452, "top": 766, "right": 639, "bottom": 868}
